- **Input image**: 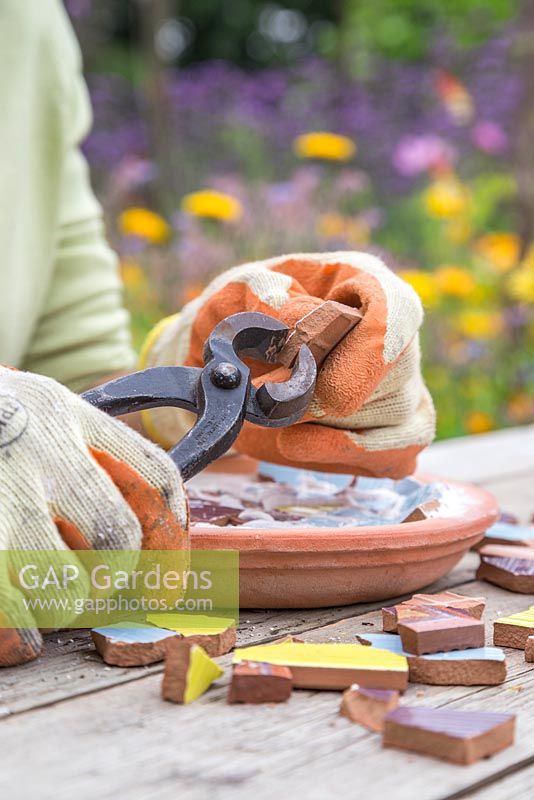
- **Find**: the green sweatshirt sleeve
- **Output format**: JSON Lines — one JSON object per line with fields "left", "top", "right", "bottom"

{"left": 0, "top": 1, "right": 135, "bottom": 390}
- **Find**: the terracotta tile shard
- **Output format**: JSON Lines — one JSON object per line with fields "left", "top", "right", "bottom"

{"left": 340, "top": 684, "right": 399, "bottom": 732}
{"left": 146, "top": 614, "right": 237, "bottom": 657}
{"left": 277, "top": 300, "right": 363, "bottom": 368}
{"left": 402, "top": 507, "right": 427, "bottom": 523}
{"left": 383, "top": 707, "right": 515, "bottom": 765}
{"left": 382, "top": 604, "right": 435, "bottom": 633}
{"left": 233, "top": 642, "right": 408, "bottom": 691}
{"left": 360, "top": 633, "right": 506, "bottom": 686}
{"left": 382, "top": 592, "right": 485, "bottom": 634}
{"left": 525, "top": 636, "right": 534, "bottom": 662}
{"left": 91, "top": 625, "right": 180, "bottom": 667}
{"left": 477, "top": 545, "right": 534, "bottom": 593}
{"left": 228, "top": 660, "right": 293, "bottom": 704}
{"left": 493, "top": 606, "right": 534, "bottom": 649}
{"left": 397, "top": 608, "right": 485, "bottom": 656}
{"left": 162, "top": 641, "right": 223, "bottom": 704}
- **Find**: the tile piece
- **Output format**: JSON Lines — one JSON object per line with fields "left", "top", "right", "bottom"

{"left": 397, "top": 609, "right": 484, "bottom": 655}
{"left": 277, "top": 300, "right": 363, "bottom": 368}
{"left": 91, "top": 624, "right": 179, "bottom": 667}
{"left": 228, "top": 661, "right": 293, "bottom": 704}
{"left": 162, "top": 641, "right": 223, "bottom": 704}
{"left": 477, "top": 544, "right": 534, "bottom": 593}
{"left": 340, "top": 684, "right": 399, "bottom": 731}
{"left": 477, "top": 521, "right": 534, "bottom": 549}
{"left": 382, "top": 591, "right": 485, "bottom": 633}
{"left": 233, "top": 642, "right": 408, "bottom": 691}
{"left": 383, "top": 706, "right": 515, "bottom": 765}
{"left": 146, "top": 614, "right": 236, "bottom": 657}
{"left": 189, "top": 498, "right": 243, "bottom": 525}
{"left": 493, "top": 606, "right": 534, "bottom": 649}
{"left": 358, "top": 633, "right": 506, "bottom": 685}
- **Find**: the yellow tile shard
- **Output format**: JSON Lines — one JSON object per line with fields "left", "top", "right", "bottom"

{"left": 494, "top": 606, "right": 534, "bottom": 628}
{"left": 184, "top": 646, "right": 224, "bottom": 704}
{"left": 147, "top": 613, "right": 235, "bottom": 635}
{"left": 233, "top": 642, "right": 408, "bottom": 691}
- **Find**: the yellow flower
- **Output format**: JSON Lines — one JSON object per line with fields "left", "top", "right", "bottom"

{"left": 398, "top": 270, "right": 438, "bottom": 306}
{"left": 423, "top": 176, "right": 470, "bottom": 219}
{"left": 434, "top": 265, "right": 476, "bottom": 298}
{"left": 293, "top": 132, "right": 356, "bottom": 162}
{"left": 181, "top": 189, "right": 243, "bottom": 222}
{"left": 455, "top": 309, "right": 503, "bottom": 340}
{"left": 119, "top": 207, "right": 170, "bottom": 243}
{"left": 120, "top": 259, "right": 147, "bottom": 290}
{"left": 317, "top": 213, "right": 370, "bottom": 246}
{"left": 465, "top": 411, "right": 494, "bottom": 434}
{"left": 506, "top": 267, "right": 534, "bottom": 303}
{"left": 475, "top": 232, "right": 519, "bottom": 273}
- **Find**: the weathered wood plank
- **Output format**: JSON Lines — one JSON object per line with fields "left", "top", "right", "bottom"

{"left": 418, "top": 425, "right": 534, "bottom": 484}
{"left": 460, "top": 764, "right": 534, "bottom": 800}
{"left": 0, "top": 554, "right": 478, "bottom": 716}
{"left": 1, "top": 579, "right": 533, "bottom": 800}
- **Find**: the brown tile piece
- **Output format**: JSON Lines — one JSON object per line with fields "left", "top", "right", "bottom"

{"left": 188, "top": 498, "right": 243, "bottom": 526}
{"left": 383, "top": 706, "right": 515, "bottom": 765}
{"left": 228, "top": 661, "right": 293, "bottom": 704}
{"left": 408, "top": 652, "right": 506, "bottom": 686}
{"left": 525, "top": 636, "right": 534, "bottom": 662}
{"left": 402, "top": 507, "right": 427, "bottom": 523}
{"left": 398, "top": 609, "right": 485, "bottom": 655}
{"left": 340, "top": 684, "right": 399, "bottom": 731}
{"left": 277, "top": 300, "right": 363, "bottom": 368}
{"left": 382, "top": 591, "right": 485, "bottom": 633}
{"left": 477, "top": 544, "right": 534, "bottom": 593}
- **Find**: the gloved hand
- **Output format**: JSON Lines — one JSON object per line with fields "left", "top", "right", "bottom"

{"left": 141, "top": 251, "right": 435, "bottom": 477}
{"left": 0, "top": 367, "right": 188, "bottom": 666}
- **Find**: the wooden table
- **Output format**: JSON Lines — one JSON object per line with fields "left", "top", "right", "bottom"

{"left": 2, "top": 426, "right": 534, "bottom": 800}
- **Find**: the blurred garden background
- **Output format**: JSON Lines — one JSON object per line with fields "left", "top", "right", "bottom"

{"left": 66, "top": 0, "right": 534, "bottom": 439}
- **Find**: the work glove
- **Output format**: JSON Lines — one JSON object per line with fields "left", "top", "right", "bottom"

{"left": 141, "top": 251, "right": 435, "bottom": 477}
{"left": 0, "top": 367, "right": 188, "bottom": 666}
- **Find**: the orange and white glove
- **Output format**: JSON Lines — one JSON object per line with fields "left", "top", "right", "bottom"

{"left": 0, "top": 367, "right": 188, "bottom": 666}
{"left": 141, "top": 251, "right": 436, "bottom": 478}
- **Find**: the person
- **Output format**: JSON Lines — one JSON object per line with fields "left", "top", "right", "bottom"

{"left": 0, "top": 1, "right": 435, "bottom": 667}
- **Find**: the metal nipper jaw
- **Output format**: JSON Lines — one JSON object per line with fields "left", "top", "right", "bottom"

{"left": 83, "top": 312, "right": 316, "bottom": 481}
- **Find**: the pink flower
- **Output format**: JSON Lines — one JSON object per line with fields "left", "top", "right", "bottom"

{"left": 471, "top": 121, "right": 507, "bottom": 154}
{"left": 393, "top": 135, "right": 456, "bottom": 177}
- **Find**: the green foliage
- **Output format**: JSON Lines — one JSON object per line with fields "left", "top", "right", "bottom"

{"left": 339, "top": 0, "right": 518, "bottom": 75}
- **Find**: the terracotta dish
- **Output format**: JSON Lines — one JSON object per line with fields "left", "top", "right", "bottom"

{"left": 190, "top": 459, "right": 498, "bottom": 608}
